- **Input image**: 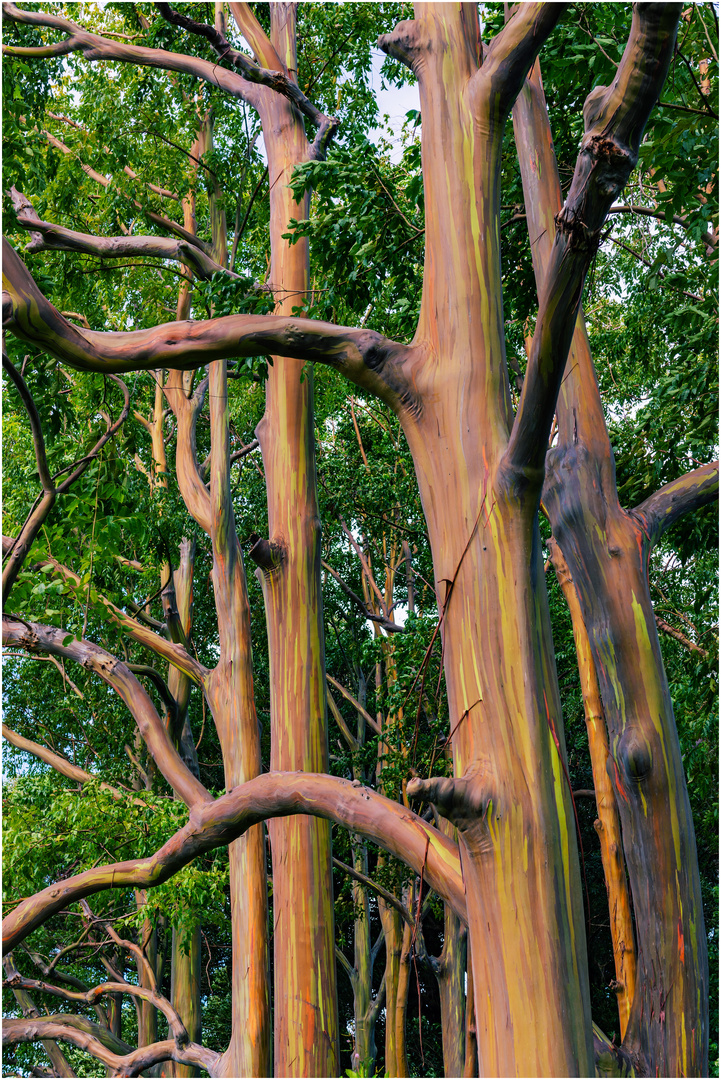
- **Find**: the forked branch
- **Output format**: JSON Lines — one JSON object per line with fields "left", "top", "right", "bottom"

{"left": 2, "top": 616, "right": 210, "bottom": 808}
{"left": 156, "top": 3, "right": 338, "bottom": 158}
{"left": 503, "top": 3, "right": 682, "bottom": 478}
{"left": 9, "top": 187, "right": 234, "bottom": 281}
{"left": 471, "top": 3, "right": 568, "bottom": 118}
{"left": 2, "top": 1019, "right": 221, "bottom": 1078}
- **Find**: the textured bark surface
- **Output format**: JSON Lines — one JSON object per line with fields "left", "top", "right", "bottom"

{"left": 512, "top": 38, "right": 710, "bottom": 1075}
{"left": 384, "top": 6, "right": 593, "bottom": 1074}
{"left": 3, "top": 3, "right": 707, "bottom": 1076}
{"left": 249, "top": 6, "right": 339, "bottom": 1075}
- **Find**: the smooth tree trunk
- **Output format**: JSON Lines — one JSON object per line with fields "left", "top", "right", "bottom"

{"left": 242, "top": 5, "right": 340, "bottom": 1074}
{"left": 167, "top": 540, "right": 203, "bottom": 1078}
{"left": 381, "top": 7, "right": 593, "bottom": 1074}
{"left": 433, "top": 818, "right": 468, "bottom": 1079}
{"left": 548, "top": 537, "right": 637, "bottom": 1037}
{"left": 205, "top": 357, "right": 271, "bottom": 1078}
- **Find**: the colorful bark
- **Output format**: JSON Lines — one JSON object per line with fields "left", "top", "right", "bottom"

{"left": 433, "top": 818, "right": 468, "bottom": 1078}
{"left": 383, "top": 6, "right": 593, "bottom": 1073}
{"left": 246, "top": 5, "right": 339, "bottom": 1073}
{"left": 549, "top": 539, "right": 637, "bottom": 1037}
{"left": 205, "top": 358, "right": 270, "bottom": 1079}
{"left": 512, "top": 43, "right": 709, "bottom": 1076}
{"left": 2, "top": 4, "right": 703, "bottom": 1077}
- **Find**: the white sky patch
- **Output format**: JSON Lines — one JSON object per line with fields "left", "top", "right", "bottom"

{"left": 368, "top": 48, "right": 420, "bottom": 163}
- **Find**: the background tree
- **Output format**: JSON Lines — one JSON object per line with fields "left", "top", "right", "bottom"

{"left": 2, "top": 2, "right": 717, "bottom": 1078}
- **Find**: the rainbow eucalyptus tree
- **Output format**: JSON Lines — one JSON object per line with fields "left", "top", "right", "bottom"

{"left": 2, "top": 2, "right": 716, "bottom": 1078}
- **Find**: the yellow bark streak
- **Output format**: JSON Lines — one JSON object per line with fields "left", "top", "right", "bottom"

{"left": 551, "top": 540, "right": 637, "bottom": 1037}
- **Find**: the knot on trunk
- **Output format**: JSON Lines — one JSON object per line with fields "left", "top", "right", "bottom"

{"left": 407, "top": 758, "right": 495, "bottom": 837}
{"left": 377, "top": 21, "right": 422, "bottom": 71}
{"left": 617, "top": 729, "right": 653, "bottom": 785}
{"left": 554, "top": 206, "right": 602, "bottom": 255}
{"left": 247, "top": 533, "right": 284, "bottom": 575}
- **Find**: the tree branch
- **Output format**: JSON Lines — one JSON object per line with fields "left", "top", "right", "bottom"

{"left": 1, "top": 723, "right": 144, "bottom": 804}
{"left": 321, "top": 559, "right": 405, "bottom": 634}
{"left": 2, "top": 616, "right": 210, "bottom": 809}
{"left": 3, "top": 772, "right": 465, "bottom": 953}
{"left": 471, "top": 3, "right": 568, "bottom": 118}
{"left": 19, "top": 551, "right": 210, "bottom": 684}
{"left": 326, "top": 689, "right": 358, "bottom": 751}
{"left": 502, "top": 3, "right": 682, "bottom": 478}
{"left": 2, "top": 956, "right": 78, "bottom": 1078}
{"left": 39, "top": 127, "right": 213, "bottom": 256}
{"left": 155, "top": 3, "right": 339, "bottom": 158}
{"left": 326, "top": 673, "right": 382, "bottom": 737}
{"left": 2, "top": 1019, "right": 221, "bottom": 1078}
{"left": 3, "top": 1, "right": 264, "bottom": 110}
{"left": 332, "top": 856, "right": 415, "bottom": 929}
{"left": 3, "top": 238, "right": 416, "bottom": 411}
{"left": 2, "top": 351, "right": 55, "bottom": 603}
{"left": 608, "top": 202, "right": 717, "bottom": 252}
{"left": 2, "top": 357, "right": 130, "bottom": 603}
{"left": 228, "top": 3, "right": 281, "bottom": 70}
{"left": 654, "top": 615, "right": 709, "bottom": 659}
{"left": 633, "top": 461, "right": 719, "bottom": 546}
{"left": 4, "top": 969, "right": 191, "bottom": 1050}
{"left": 9, "top": 187, "right": 235, "bottom": 281}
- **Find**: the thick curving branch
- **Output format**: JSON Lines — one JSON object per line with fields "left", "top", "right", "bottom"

{"left": 2, "top": 956, "right": 79, "bottom": 1078}
{"left": 633, "top": 461, "right": 719, "bottom": 546}
{"left": 163, "top": 369, "right": 213, "bottom": 534}
{"left": 3, "top": 973, "right": 189, "bottom": 1049}
{"left": 2, "top": 771, "right": 465, "bottom": 953}
{"left": 502, "top": 3, "right": 682, "bottom": 479}
{"left": 3, "top": 238, "right": 415, "bottom": 411}
{"left": 9, "top": 187, "right": 234, "bottom": 281}
{"left": 2, "top": 616, "right": 210, "bottom": 808}
{"left": 470, "top": 3, "right": 568, "bottom": 118}
{"left": 2, "top": 1020, "right": 221, "bottom": 1078}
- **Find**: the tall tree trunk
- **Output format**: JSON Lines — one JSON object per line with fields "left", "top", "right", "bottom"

{"left": 378, "top": 899, "right": 403, "bottom": 1078}
{"left": 247, "top": 4, "right": 339, "bottom": 1073}
{"left": 381, "top": 7, "right": 593, "bottom": 1074}
{"left": 393, "top": 885, "right": 414, "bottom": 1079}
{"left": 205, "top": 356, "right": 271, "bottom": 1078}
{"left": 167, "top": 540, "right": 202, "bottom": 1078}
{"left": 512, "top": 54, "right": 709, "bottom": 1077}
{"left": 549, "top": 537, "right": 636, "bottom": 1037}
{"left": 350, "top": 839, "right": 376, "bottom": 1075}
{"left": 434, "top": 819, "right": 467, "bottom": 1079}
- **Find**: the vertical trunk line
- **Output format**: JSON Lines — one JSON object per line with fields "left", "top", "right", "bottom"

{"left": 550, "top": 539, "right": 637, "bottom": 1037}
{"left": 252, "top": 7, "right": 339, "bottom": 1073}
